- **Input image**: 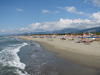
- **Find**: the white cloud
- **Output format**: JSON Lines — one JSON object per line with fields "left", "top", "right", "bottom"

{"left": 84, "top": 0, "right": 91, "bottom": 4}
{"left": 92, "top": 0, "right": 100, "bottom": 7}
{"left": 84, "top": 0, "right": 100, "bottom": 7}
{"left": 42, "top": 10, "right": 60, "bottom": 14}
{"left": 16, "top": 8, "right": 23, "bottom": 12}
{"left": 55, "top": 11, "right": 60, "bottom": 13}
{"left": 58, "top": 18, "right": 92, "bottom": 29}
{"left": 29, "top": 22, "right": 58, "bottom": 31}
{"left": 92, "top": 12, "right": 100, "bottom": 23}
{"left": 60, "top": 6, "right": 83, "bottom": 14}
{"left": 19, "top": 28, "right": 29, "bottom": 31}
{"left": 65, "top": 6, "right": 83, "bottom": 14}
{"left": 27, "top": 17, "right": 99, "bottom": 32}
{"left": 26, "top": 11, "right": 100, "bottom": 31}
{"left": 0, "top": 30, "right": 7, "bottom": 33}
{"left": 1, "top": 12, "right": 100, "bottom": 34}
{"left": 92, "top": 12, "right": 100, "bottom": 20}
{"left": 65, "top": 6, "right": 76, "bottom": 13}
{"left": 84, "top": 0, "right": 87, "bottom": 3}
{"left": 42, "top": 10, "right": 50, "bottom": 13}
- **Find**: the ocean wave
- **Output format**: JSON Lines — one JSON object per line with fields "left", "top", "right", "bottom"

{"left": 0, "top": 42, "right": 29, "bottom": 75}
{"left": 0, "top": 37, "right": 18, "bottom": 43}
{"left": 15, "top": 69, "right": 29, "bottom": 75}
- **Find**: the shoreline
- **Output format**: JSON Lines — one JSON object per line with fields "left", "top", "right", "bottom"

{"left": 16, "top": 36, "right": 100, "bottom": 70}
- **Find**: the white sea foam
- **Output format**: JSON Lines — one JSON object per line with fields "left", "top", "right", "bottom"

{"left": 15, "top": 69, "right": 29, "bottom": 75}
{"left": 0, "top": 37, "right": 12, "bottom": 42}
{"left": 33, "top": 42, "right": 40, "bottom": 47}
{"left": 0, "top": 42, "right": 28, "bottom": 75}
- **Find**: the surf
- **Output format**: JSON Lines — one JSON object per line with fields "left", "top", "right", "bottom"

{"left": 0, "top": 42, "right": 29, "bottom": 75}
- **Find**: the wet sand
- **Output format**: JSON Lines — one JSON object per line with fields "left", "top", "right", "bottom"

{"left": 16, "top": 36, "right": 100, "bottom": 70}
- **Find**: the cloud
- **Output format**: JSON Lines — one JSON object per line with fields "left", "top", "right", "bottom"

{"left": 42, "top": 10, "right": 60, "bottom": 14}
{"left": 0, "top": 30, "right": 7, "bottom": 33}
{"left": 55, "top": 11, "right": 60, "bottom": 13}
{"left": 29, "top": 22, "right": 58, "bottom": 31}
{"left": 24, "top": 11, "right": 100, "bottom": 31}
{"left": 42, "top": 10, "right": 50, "bottom": 13}
{"left": 84, "top": 0, "right": 91, "bottom": 4}
{"left": 59, "top": 6, "right": 83, "bottom": 14}
{"left": 84, "top": 0, "right": 100, "bottom": 7}
{"left": 23, "top": 15, "right": 100, "bottom": 32}
{"left": 92, "top": 0, "right": 100, "bottom": 7}
{"left": 16, "top": 8, "right": 23, "bottom": 12}
{"left": 65, "top": 6, "right": 76, "bottom": 13}
{"left": 1, "top": 12, "right": 100, "bottom": 34}
{"left": 92, "top": 12, "right": 100, "bottom": 23}
{"left": 84, "top": 0, "right": 87, "bottom": 3}
{"left": 65, "top": 6, "right": 83, "bottom": 14}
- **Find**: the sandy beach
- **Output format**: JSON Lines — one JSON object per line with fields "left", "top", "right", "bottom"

{"left": 16, "top": 36, "right": 100, "bottom": 70}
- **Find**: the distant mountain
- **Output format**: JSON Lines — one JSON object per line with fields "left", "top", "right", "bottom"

{"left": 20, "top": 26, "right": 100, "bottom": 35}
{"left": 52, "top": 26, "right": 100, "bottom": 34}
{"left": 53, "top": 28, "right": 79, "bottom": 34}
{"left": 78, "top": 26, "right": 100, "bottom": 33}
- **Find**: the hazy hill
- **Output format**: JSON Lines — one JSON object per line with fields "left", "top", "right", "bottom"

{"left": 78, "top": 26, "right": 100, "bottom": 33}
{"left": 21, "top": 26, "right": 100, "bottom": 35}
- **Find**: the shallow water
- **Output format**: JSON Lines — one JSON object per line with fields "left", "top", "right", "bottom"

{"left": 0, "top": 36, "right": 100, "bottom": 75}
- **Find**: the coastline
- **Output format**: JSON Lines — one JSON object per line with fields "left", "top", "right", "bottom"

{"left": 16, "top": 36, "right": 100, "bottom": 70}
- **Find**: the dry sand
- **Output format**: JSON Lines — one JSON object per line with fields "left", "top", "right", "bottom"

{"left": 16, "top": 36, "right": 100, "bottom": 70}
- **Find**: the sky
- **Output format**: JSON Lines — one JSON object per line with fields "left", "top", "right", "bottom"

{"left": 0, "top": 0, "right": 100, "bottom": 34}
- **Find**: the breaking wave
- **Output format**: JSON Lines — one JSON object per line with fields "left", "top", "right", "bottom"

{"left": 0, "top": 42, "right": 29, "bottom": 75}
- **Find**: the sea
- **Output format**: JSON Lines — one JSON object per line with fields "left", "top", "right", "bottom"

{"left": 0, "top": 36, "right": 100, "bottom": 75}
